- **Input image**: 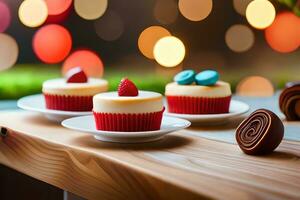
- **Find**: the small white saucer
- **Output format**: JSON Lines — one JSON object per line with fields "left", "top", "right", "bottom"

{"left": 62, "top": 115, "right": 191, "bottom": 143}
{"left": 17, "top": 94, "right": 92, "bottom": 122}
{"left": 164, "top": 100, "right": 250, "bottom": 124}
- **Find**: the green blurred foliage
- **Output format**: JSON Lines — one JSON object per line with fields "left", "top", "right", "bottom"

{"left": 0, "top": 65, "right": 297, "bottom": 99}
{"left": 0, "top": 65, "right": 60, "bottom": 99}
{"left": 0, "top": 65, "right": 171, "bottom": 99}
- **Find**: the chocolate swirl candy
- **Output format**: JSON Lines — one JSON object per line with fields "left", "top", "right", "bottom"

{"left": 236, "top": 109, "right": 284, "bottom": 155}
{"left": 279, "top": 81, "right": 300, "bottom": 121}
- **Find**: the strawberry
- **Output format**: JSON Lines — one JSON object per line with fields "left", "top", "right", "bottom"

{"left": 66, "top": 67, "right": 88, "bottom": 83}
{"left": 118, "top": 78, "right": 139, "bottom": 96}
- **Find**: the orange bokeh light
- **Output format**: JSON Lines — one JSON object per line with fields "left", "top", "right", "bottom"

{"left": 265, "top": 12, "right": 300, "bottom": 53}
{"left": 236, "top": 76, "right": 274, "bottom": 97}
{"left": 138, "top": 26, "right": 171, "bottom": 59}
{"left": 178, "top": 0, "right": 213, "bottom": 21}
{"left": 33, "top": 24, "right": 72, "bottom": 64}
{"left": 62, "top": 49, "right": 104, "bottom": 77}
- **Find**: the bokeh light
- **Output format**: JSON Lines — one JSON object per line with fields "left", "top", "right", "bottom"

{"left": 233, "top": 0, "right": 253, "bottom": 16}
{"left": 45, "top": 0, "right": 72, "bottom": 23}
{"left": 236, "top": 76, "right": 274, "bottom": 97}
{"left": 225, "top": 24, "right": 255, "bottom": 52}
{"left": 74, "top": 0, "right": 108, "bottom": 20}
{"left": 153, "top": 36, "right": 185, "bottom": 67}
{"left": 154, "top": 0, "right": 178, "bottom": 24}
{"left": 246, "top": 0, "right": 275, "bottom": 29}
{"left": 0, "top": 1, "right": 11, "bottom": 32}
{"left": 94, "top": 10, "right": 124, "bottom": 41}
{"left": 33, "top": 24, "right": 72, "bottom": 64}
{"left": 0, "top": 33, "right": 19, "bottom": 71}
{"left": 62, "top": 49, "right": 104, "bottom": 77}
{"left": 18, "top": 0, "right": 48, "bottom": 28}
{"left": 265, "top": 12, "right": 300, "bottom": 53}
{"left": 45, "top": 0, "right": 72, "bottom": 15}
{"left": 138, "top": 26, "right": 171, "bottom": 59}
{"left": 178, "top": 0, "right": 213, "bottom": 21}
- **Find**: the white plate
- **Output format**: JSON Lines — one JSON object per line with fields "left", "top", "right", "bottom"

{"left": 164, "top": 100, "right": 250, "bottom": 124}
{"left": 17, "top": 94, "right": 92, "bottom": 122}
{"left": 62, "top": 115, "right": 191, "bottom": 143}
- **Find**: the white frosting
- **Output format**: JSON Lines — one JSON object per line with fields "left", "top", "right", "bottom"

{"left": 165, "top": 81, "right": 231, "bottom": 97}
{"left": 93, "top": 91, "right": 163, "bottom": 113}
{"left": 42, "top": 78, "right": 108, "bottom": 96}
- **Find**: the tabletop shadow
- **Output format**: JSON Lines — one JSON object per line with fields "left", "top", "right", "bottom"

{"left": 71, "top": 134, "right": 193, "bottom": 151}
{"left": 188, "top": 116, "right": 245, "bottom": 131}
{"left": 22, "top": 113, "right": 59, "bottom": 127}
{"left": 255, "top": 151, "right": 300, "bottom": 160}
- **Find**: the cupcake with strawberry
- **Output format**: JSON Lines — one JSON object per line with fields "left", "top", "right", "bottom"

{"left": 43, "top": 67, "right": 108, "bottom": 111}
{"left": 165, "top": 70, "right": 231, "bottom": 114}
{"left": 93, "top": 78, "right": 164, "bottom": 132}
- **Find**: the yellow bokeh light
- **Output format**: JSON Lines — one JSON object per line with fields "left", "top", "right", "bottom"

{"left": 138, "top": 26, "right": 171, "bottom": 59}
{"left": 153, "top": 36, "right": 185, "bottom": 68}
{"left": 18, "top": 0, "right": 48, "bottom": 27}
{"left": 225, "top": 24, "right": 255, "bottom": 52}
{"left": 236, "top": 76, "right": 274, "bottom": 97}
{"left": 178, "top": 0, "right": 213, "bottom": 21}
{"left": 74, "top": 0, "right": 107, "bottom": 20}
{"left": 0, "top": 33, "right": 19, "bottom": 71}
{"left": 246, "top": 0, "right": 275, "bottom": 29}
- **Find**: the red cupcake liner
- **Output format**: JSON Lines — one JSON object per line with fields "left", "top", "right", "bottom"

{"left": 44, "top": 93, "right": 93, "bottom": 111}
{"left": 93, "top": 108, "right": 165, "bottom": 132}
{"left": 166, "top": 95, "right": 231, "bottom": 114}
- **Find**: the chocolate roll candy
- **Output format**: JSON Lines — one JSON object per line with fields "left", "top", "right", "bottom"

{"left": 236, "top": 109, "right": 284, "bottom": 155}
{"left": 279, "top": 81, "right": 300, "bottom": 121}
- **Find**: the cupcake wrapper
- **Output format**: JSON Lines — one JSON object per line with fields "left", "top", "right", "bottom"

{"left": 93, "top": 108, "right": 165, "bottom": 132}
{"left": 166, "top": 95, "right": 231, "bottom": 114}
{"left": 44, "top": 93, "right": 93, "bottom": 111}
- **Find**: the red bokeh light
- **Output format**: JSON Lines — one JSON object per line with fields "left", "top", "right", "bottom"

{"left": 33, "top": 24, "right": 72, "bottom": 63}
{"left": 62, "top": 49, "right": 104, "bottom": 77}
{"left": 45, "top": 0, "right": 72, "bottom": 15}
{"left": 45, "top": 0, "right": 72, "bottom": 23}
{"left": 0, "top": 1, "right": 11, "bottom": 32}
{"left": 265, "top": 12, "right": 300, "bottom": 53}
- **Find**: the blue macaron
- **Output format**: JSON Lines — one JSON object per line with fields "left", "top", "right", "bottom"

{"left": 174, "top": 70, "right": 196, "bottom": 85}
{"left": 195, "top": 70, "right": 219, "bottom": 86}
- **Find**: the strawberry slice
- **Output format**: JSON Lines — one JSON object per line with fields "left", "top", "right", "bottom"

{"left": 66, "top": 67, "right": 88, "bottom": 83}
{"left": 118, "top": 78, "right": 139, "bottom": 96}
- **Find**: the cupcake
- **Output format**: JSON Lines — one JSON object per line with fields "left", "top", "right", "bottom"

{"left": 93, "top": 78, "right": 164, "bottom": 131}
{"left": 165, "top": 70, "right": 231, "bottom": 114}
{"left": 43, "top": 67, "right": 108, "bottom": 111}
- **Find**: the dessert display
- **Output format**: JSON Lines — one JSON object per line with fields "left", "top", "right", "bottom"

{"left": 93, "top": 78, "right": 164, "bottom": 132}
{"left": 236, "top": 109, "right": 284, "bottom": 155}
{"left": 43, "top": 67, "right": 108, "bottom": 111}
{"left": 279, "top": 81, "right": 300, "bottom": 121}
{"left": 165, "top": 70, "right": 231, "bottom": 114}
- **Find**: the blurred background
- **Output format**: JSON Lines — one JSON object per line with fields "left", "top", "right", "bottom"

{"left": 0, "top": 0, "right": 300, "bottom": 99}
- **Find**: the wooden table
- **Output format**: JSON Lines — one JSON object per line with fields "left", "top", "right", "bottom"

{"left": 0, "top": 97, "right": 299, "bottom": 199}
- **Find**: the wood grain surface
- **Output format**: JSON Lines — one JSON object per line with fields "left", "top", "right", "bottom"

{"left": 0, "top": 111, "right": 299, "bottom": 200}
